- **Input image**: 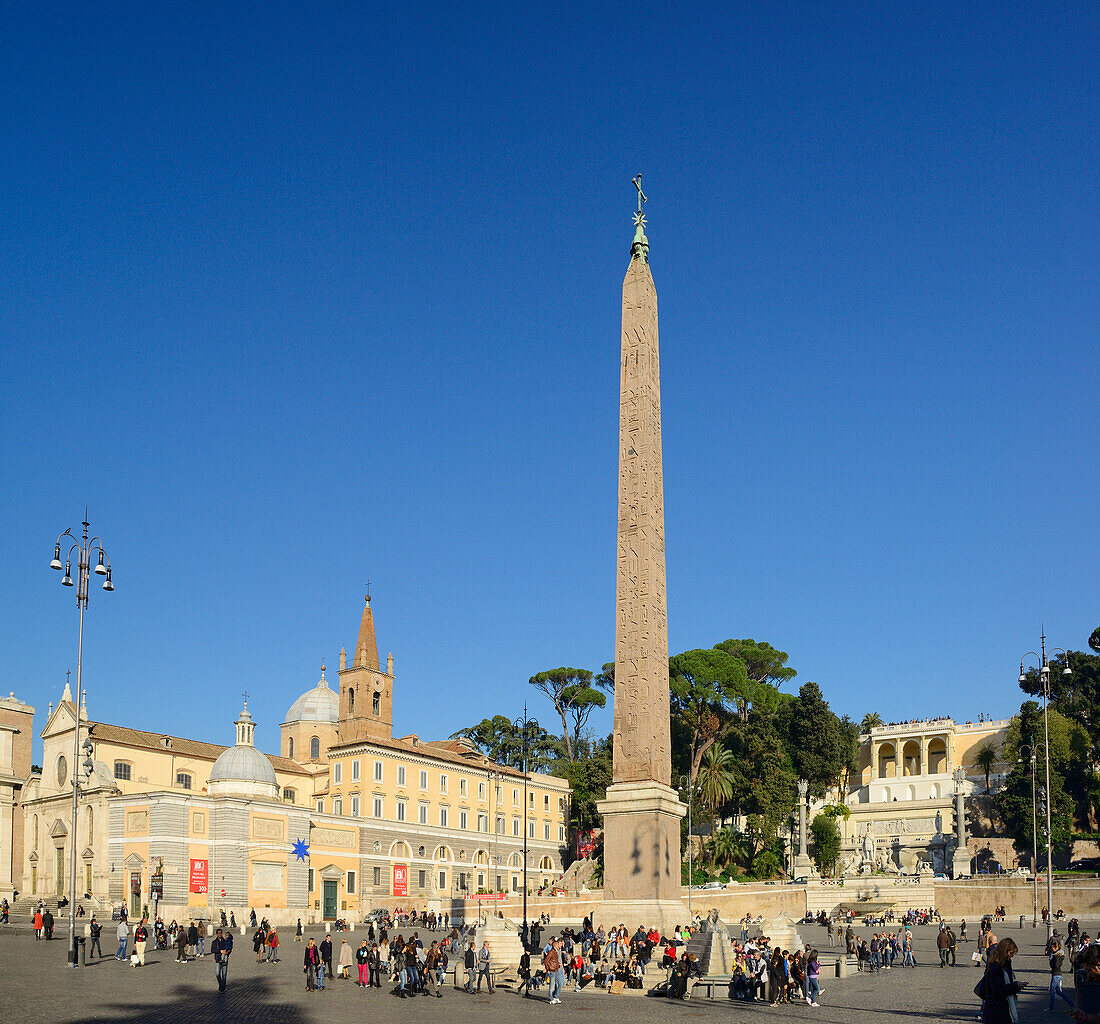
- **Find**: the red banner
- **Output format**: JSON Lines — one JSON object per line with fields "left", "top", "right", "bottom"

{"left": 189, "top": 859, "right": 208, "bottom": 894}
{"left": 392, "top": 864, "right": 408, "bottom": 898}
{"left": 471, "top": 893, "right": 505, "bottom": 900}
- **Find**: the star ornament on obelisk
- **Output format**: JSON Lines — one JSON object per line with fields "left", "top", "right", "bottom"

{"left": 596, "top": 176, "right": 686, "bottom": 933}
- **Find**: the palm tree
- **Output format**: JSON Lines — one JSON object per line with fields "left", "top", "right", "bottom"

{"left": 696, "top": 744, "right": 736, "bottom": 814}
{"left": 974, "top": 744, "right": 998, "bottom": 793}
{"left": 706, "top": 827, "right": 748, "bottom": 875}
{"left": 860, "top": 711, "right": 884, "bottom": 734}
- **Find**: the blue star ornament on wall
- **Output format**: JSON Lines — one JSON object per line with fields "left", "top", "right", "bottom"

{"left": 292, "top": 837, "right": 309, "bottom": 861}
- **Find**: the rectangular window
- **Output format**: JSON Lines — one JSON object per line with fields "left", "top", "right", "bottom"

{"left": 496, "top": 816, "right": 504, "bottom": 834}
{"left": 283, "top": 788, "right": 296, "bottom": 803}
{"left": 512, "top": 817, "right": 520, "bottom": 836}
{"left": 176, "top": 772, "right": 191, "bottom": 790}
{"left": 419, "top": 770, "right": 428, "bottom": 790}
{"left": 513, "top": 788, "right": 519, "bottom": 806}
{"left": 418, "top": 802, "right": 428, "bottom": 825}
{"left": 418, "top": 870, "right": 426, "bottom": 889}
{"left": 374, "top": 760, "right": 383, "bottom": 781}
{"left": 459, "top": 810, "right": 468, "bottom": 830}
{"left": 529, "top": 792, "right": 534, "bottom": 807}
{"left": 347, "top": 870, "right": 356, "bottom": 895}
{"left": 373, "top": 866, "right": 381, "bottom": 886}
{"left": 529, "top": 820, "right": 535, "bottom": 838}
{"left": 544, "top": 823, "right": 551, "bottom": 840}
{"left": 477, "top": 871, "right": 485, "bottom": 889}
{"left": 396, "top": 800, "right": 406, "bottom": 822}
{"left": 559, "top": 796, "right": 565, "bottom": 811}
{"left": 439, "top": 870, "right": 446, "bottom": 890}
{"left": 559, "top": 825, "right": 565, "bottom": 842}
{"left": 333, "top": 798, "right": 342, "bottom": 815}
{"left": 351, "top": 759, "right": 360, "bottom": 781}
{"left": 373, "top": 796, "right": 383, "bottom": 818}
{"left": 397, "top": 765, "right": 406, "bottom": 786}
{"left": 316, "top": 799, "right": 324, "bottom": 813}
{"left": 308, "top": 868, "right": 314, "bottom": 891}
{"left": 544, "top": 794, "right": 550, "bottom": 809}
{"left": 478, "top": 781, "right": 486, "bottom": 799}
{"left": 495, "top": 784, "right": 502, "bottom": 801}
{"left": 350, "top": 795, "right": 360, "bottom": 817}
{"left": 459, "top": 778, "right": 467, "bottom": 796}
{"left": 439, "top": 807, "right": 448, "bottom": 827}
{"left": 334, "top": 763, "right": 342, "bottom": 784}
{"left": 440, "top": 774, "right": 448, "bottom": 793}
{"left": 114, "top": 762, "right": 131, "bottom": 781}
{"left": 478, "top": 813, "right": 488, "bottom": 833}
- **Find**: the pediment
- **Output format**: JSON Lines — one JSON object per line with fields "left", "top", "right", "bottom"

{"left": 82, "top": 847, "right": 95, "bottom": 861}
{"left": 319, "top": 863, "right": 344, "bottom": 880}
{"left": 27, "top": 850, "right": 38, "bottom": 864}
{"left": 123, "top": 852, "right": 145, "bottom": 868}
{"left": 49, "top": 818, "right": 68, "bottom": 839}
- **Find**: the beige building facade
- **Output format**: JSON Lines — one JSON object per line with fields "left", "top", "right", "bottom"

{"left": 20, "top": 596, "right": 570, "bottom": 921}
{"left": 0, "top": 693, "right": 34, "bottom": 900}
{"left": 831, "top": 716, "right": 1011, "bottom": 875}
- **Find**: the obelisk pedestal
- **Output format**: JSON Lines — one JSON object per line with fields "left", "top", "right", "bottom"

{"left": 596, "top": 179, "right": 687, "bottom": 936}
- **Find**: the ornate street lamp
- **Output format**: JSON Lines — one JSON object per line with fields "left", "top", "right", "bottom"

{"left": 678, "top": 774, "right": 693, "bottom": 919}
{"left": 1018, "top": 633, "right": 1071, "bottom": 940}
{"left": 512, "top": 705, "right": 531, "bottom": 933}
{"left": 51, "top": 515, "right": 114, "bottom": 966}
{"left": 1017, "top": 740, "right": 1039, "bottom": 927}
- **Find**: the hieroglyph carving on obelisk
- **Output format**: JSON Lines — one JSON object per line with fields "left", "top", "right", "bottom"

{"left": 613, "top": 174, "right": 671, "bottom": 788}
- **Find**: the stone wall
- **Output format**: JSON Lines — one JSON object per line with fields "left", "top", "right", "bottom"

{"left": 934, "top": 879, "right": 1100, "bottom": 918}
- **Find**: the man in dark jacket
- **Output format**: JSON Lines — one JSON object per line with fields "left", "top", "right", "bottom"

{"left": 319, "top": 935, "right": 333, "bottom": 990}
{"left": 211, "top": 927, "right": 233, "bottom": 992}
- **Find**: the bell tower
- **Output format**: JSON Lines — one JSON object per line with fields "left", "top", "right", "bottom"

{"left": 337, "top": 593, "right": 394, "bottom": 743}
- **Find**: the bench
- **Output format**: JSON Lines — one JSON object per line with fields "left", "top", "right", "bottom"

{"left": 690, "top": 976, "right": 733, "bottom": 1000}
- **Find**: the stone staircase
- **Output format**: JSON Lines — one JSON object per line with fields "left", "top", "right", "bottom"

{"left": 805, "top": 877, "right": 936, "bottom": 915}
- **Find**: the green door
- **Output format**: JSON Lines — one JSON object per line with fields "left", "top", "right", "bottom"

{"left": 323, "top": 880, "right": 337, "bottom": 920}
{"left": 130, "top": 872, "right": 142, "bottom": 919}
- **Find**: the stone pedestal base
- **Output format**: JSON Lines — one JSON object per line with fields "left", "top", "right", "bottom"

{"left": 793, "top": 854, "right": 814, "bottom": 877}
{"left": 597, "top": 780, "right": 686, "bottom": 932}
{"left": 952, "top": 848, "right": 972, "bottom": 878}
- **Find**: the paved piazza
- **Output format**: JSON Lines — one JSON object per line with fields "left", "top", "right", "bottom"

{"left": 0, "top": 920, "right": 1084, "bottom": 1023}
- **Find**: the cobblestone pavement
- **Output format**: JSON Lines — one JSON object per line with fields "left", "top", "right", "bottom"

{"left": 0, "top": 920, "right": 1084, "bottom": 1023}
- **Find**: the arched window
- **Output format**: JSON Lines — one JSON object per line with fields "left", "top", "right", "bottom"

{"left": 539, "top": 856, "right": 553, "bottom": 870}
{"left": 902, "top": 740, "right": 921, "bottom": 777}
{"left": 877, "top": 744, "right": 896, "bottom": 779}
{"left": 348, "top": 688, "right": 354, "bottom": 714}
{"left": 390, "top": 840, "right": 411, "bottom": 859}
{"left": 288, "top": 737, "right": 294, "bottom": 760}
{"left": 927, "top": 738, "right": 947, "bottom": 774}
{"left": 310, "top": 736, "right": 320, "bottom": 760}
{"left": 86, "top": 807, "right": 93, "bottom": 846}
{"left": 373, "top": 692, "right": 380, "bottom": 715}
{"left": 435, "top": 845, "right": 452, "bottom": 861}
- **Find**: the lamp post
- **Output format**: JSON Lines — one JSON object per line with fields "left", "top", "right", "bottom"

{"left": 679, "top": 774, "right": 693, "bottom": 920}
{"left": 512, "top": 705, "right": 531, "bottom": 932}
{"left": 1019, "top": 632, "right": 1071, "bottom": 940}
{"left": 1017, "top": 740, "right": 1039, "bottom": 927}
{"left": 50, "top": 516, "right": 114, "bottom": 966}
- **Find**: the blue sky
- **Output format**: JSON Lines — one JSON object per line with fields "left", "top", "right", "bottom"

{"left": 2, "top": 3, "right": 1097, "bottom": 764}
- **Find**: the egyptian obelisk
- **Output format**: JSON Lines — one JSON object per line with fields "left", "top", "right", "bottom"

{"left": 597, "top": 177, "right": 686, "bottom": 930}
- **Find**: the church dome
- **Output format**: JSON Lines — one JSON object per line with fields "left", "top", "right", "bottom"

{"left": 209, "top": 745, "right": 278, "bottom": 787}
{"left": 284, "top": 666, "right": 338, "bottom": 724}
{"left": 208, "top": 702, "right": 278, "bottom": 798}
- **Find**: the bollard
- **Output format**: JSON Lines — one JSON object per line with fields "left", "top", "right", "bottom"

{"left": 78, "top": 937, "right": 86, "bottom": 966}
{"left": 1020, "top": 915, "right": 1025, "bottom": 929}
{"left": 325, "top": 922, "right": 331, "bottom": 934}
